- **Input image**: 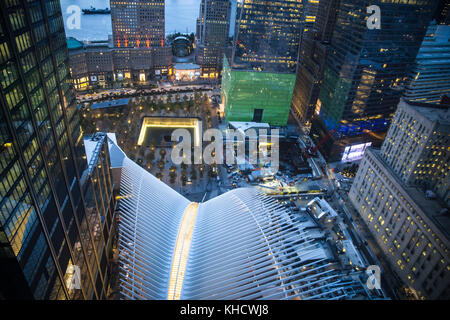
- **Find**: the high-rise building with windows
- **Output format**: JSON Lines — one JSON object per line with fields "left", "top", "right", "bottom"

{"left": 309, "top": 0, "right": 437, "bottom": 161}
{"left": 291, "top": 0, "right": 340, "bottom": 126}
{"left": 436, "top": 0, "right": 450, "bottom": 25}
{"left": 349, "top": 99, "right": 450, "bottom": 299}
{"left": 403, "top": 23, "right": 450, "bottom": 104}
{"left": 221, "top": 0, "right": 304, "bottom": 126}
{"left": 196, "top": 0, "right": 231, "bottom": 78}
{"left": 301, "top": 0, "right": 321, "bottom": 31}
{"left": 111, "top": 0, "right": 165, "bottom": 49}
{"left": 70, "top": 0, "right": 172, "bottom": 86}
{"left": 0, "top": 0, "right": 115, "bottom": 299}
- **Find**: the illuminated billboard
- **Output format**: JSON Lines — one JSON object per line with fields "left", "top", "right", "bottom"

{"left": 341, "top": 142, "right": 372, "bottom": 162}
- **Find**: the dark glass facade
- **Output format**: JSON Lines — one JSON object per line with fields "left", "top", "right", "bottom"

{"left": 403, "top": 23, "right": 450, "bottom": 104}
{"left": 196, "top": 0, "right": 231, "bottom": 76}
{"left": 111, "top": 0, "right": 165, "bottom": 49}
{"left": 197, "top": 0, "right": 231, "bottom": 47}
{"left": 291, "top": 0, "right": 340, "bottom": 125}
{"left": 310, "top": 0, "right": 437, "bottom": 160}
{"left": 231, "top": 0, "right": 304, "bottom": 73}
{"left": 0, "top": 0, "right": 115, "bottom": 299}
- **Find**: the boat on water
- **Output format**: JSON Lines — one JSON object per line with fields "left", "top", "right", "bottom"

{"left": 82, "top": 6, "right": 111, "bottom": 14}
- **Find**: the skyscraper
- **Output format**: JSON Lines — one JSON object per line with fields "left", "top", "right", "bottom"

{"left": 309, "top": 0, "right": 437, "bottom": 161}
{"left": 403, "top": 23, "right": 450, "bottom": 104}
{"left": 291, "top": 0, "right": 340, "bottom": 126}
{"left": 196, "top": 0, "right": 231, "bottom": 78}
{"left": 221, "top": 0, "right": 304, "bottom": 126}
{"left": 436, "top": 0, "right": 450, "bottom": 25}
{"left": 0, "top": 0, "right": 115, "bottom": 299}
{"left": 111, "top": 0, "right": 165, "bottom": 49}
{"left": 349, "top": 99, "right": 450, "bottom": 299}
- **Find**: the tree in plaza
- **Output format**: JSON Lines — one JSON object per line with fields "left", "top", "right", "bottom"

{"left": 188, "top": 96, "right": 194, "bottom": 109}
{"left": 158, "top": 160, "right": 165, "bottom": 170}
{"left": 199, "top": 164, "right": 204, "bottom": 178}
{"left": 146, "top": 151, "right": 155, "bottom": 163}
{"left": 181, "top": 173, "right": 187, "bottom": 186}
{"left": 156, "top": 172, "right": 163, "bottom": 180}
{"left": 138, "top": 146, "right": 145, "bottom": 157}
{"left": 169, "top": 170, "right": 177, "bottom": 184}
{"left": 156, "top": 98, "right": 164, "bottom": 111}
{"left": 159, "top": 148, "right": 166, "bottom": 158}
{"left": 172, "top": 102, "right": 179, "bottom": 114}
{"left": 194, "top": 103, "right": 200, "bottom": 115}
{"left": 208, "top": 165, "right": 217, "bottom": 178}
{"left": 182, "top": 101, "right": 189, "bottom": 115}
{"left": 190, "top": 167, "right": 197, "bottom": 181}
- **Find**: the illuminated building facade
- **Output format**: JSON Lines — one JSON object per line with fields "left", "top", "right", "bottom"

{"left": 221, "top": 0, "right": 304, "bottom": 126}
{"left": 68, "top": 41, "right": 172, "bottom": 89}
{"left": 301, "top": 0, "right": 320, "bottom": 31}
{"left": 111, "top": 0, "right": 165, "bottom": 49}
{"left": 291, "top": 0, "right": 340, "bottom": 125}
{"left": 309, "top": 0, "right": 437, "bottom": 161}
{"left": 349, "top": 100, "right": 450, "bottom": 299}
{"left": 404, "top": 23, "right": 450, "bottom": 104}
{"left": 173, "top": 63, "right": 201, "bottom": 81}
{"left": 197, "top": 0, "right": 231, "bottom": 47}
{"left": 196, "top": 0, "right": 231, "bottom": 78}
{"left": 0, "top": 1, "right": 115, "bottom": 299}
{"left": 380, "top": 99, "right": 449, "bottom": 206}
{"left": 68, "top": 0, "right": 172, "bottom": 87}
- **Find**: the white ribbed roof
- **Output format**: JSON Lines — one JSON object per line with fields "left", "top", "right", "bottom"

{"left": 114, "top": 144, "right": 374, "bottom": 300}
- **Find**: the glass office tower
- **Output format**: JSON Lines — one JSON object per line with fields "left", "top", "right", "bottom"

{"left": 0, "top": 0, "right": 115, "bottom": 299}
{"left": 291, "top": 0, "right": 340, "bottom": 126}
{"left": 221, "top": 0, "right": 304, "bottom": 126}
{"left": 403, "top": 23, "right": 450, "bottom": 104}
{"left": 310, "top": 0, "right": 437, "bottom": 161}
{"left": 196, "top": 0, "right": 231, "bottom": 77}
{"left": 111, "top": 0, "right": 165, "bottom": 49}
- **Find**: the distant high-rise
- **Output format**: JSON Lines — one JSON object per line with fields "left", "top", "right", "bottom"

{"left": 301, "top": 0, "right": 321, "bottom": 31}
{"left": 111, "top": 0, "right": 165, "bottom": 49}
{"left": 69, "top": 0, "right": 172, "bottom": 87}
{"left": 380, "top": 100, "right": 450, "bottom": 205}
{"left": 196, "top": 0, "right": 231, "bottom": 78}
{"left": 221, "top": 0, "right": 304, "bottom": 126}
{"left": 0, "top": 0, "right": 115, "bottom": 299}
{"left": 436, "top": 0, "right": 450, "bottom": 25}
{"left": 349, "top": 99, "right": 450, "bottom": 299}
{"left": 291, "top": 0, "right": 340, "bottom": 126}
{"left": 309, "top": 0, "right": 437, "bottom": 161}
{"left": 403, "top": 23, "right": 450, "bottom": 104}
